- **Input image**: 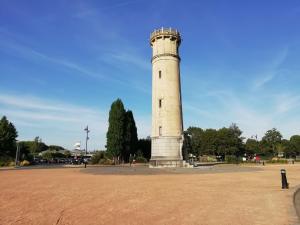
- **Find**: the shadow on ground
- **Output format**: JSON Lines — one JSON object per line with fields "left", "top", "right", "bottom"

{"left": 80, "top": 164, "right": 263, "bottom": 175}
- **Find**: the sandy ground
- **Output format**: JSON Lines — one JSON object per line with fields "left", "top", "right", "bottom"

{"left": 0, "top": 164, "right": 299, "bottom": 225}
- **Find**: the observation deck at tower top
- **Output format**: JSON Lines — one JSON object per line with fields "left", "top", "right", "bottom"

{"left": 150, "top": 27, "right": 181, "bottom": 45}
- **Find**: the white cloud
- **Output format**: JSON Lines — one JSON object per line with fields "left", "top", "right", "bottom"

{"left": 184, "top": 103, "right": 217, "bottom": 119}
{"left": 103, "top": 52, "right": 151, "bottom": 71}
{"left": 0, "top": 92, "right": 152, "bottom": 150}
{"left": 0, "top": 93, "right": 108, "bottom": 150}
{"left": 0, "top": 94, "right": 97, "bottom": 113}
{"left": 253, "top": 73, "right": 275, "bottom": 89}
{"left": 74, "top": 0, "right": 141, "bottom": 18}
{"left": 0, "top": 35, "right": 150, "bottom": 94}
{"left": 252, "top": 47, "right": 289, "bottom": 89}
{"left": 0, "top": 40, "right": 105, "bottom": 79}
{"left": 274, "top": 93, "right": 300, "bottom": 113}
{"left": 184, "top": 89, "right": 300, "bottom": 140}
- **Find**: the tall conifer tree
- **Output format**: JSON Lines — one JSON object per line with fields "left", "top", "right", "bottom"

{"left": 106, "top": 99, "right": 126, "bottom": 162}
{"left": 123, "top": 110, "right": 138, "bottom": 161}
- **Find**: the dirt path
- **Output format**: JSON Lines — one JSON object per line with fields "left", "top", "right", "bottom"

{"left": 0, "top": 164, "right": 299, "bottom": 225}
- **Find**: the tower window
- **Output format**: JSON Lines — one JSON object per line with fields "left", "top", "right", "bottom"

{"left": 159, "top": 70, "right": 162, "bottom": 79}
{"left": 159, "top": 99, "right": 162, "bottom": 108}
{"left": 159, "top": 126, "right": 162, "bottom": 136}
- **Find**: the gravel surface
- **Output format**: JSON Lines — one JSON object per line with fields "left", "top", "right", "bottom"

{"left": 0, "top": 164, "right": 299, "bottom": 225}
{"left": 81, "top": 164, "right": 263, "bottom": 175}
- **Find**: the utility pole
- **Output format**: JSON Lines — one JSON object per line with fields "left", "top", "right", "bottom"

{"left": 84, "top": 126, "right": 90, "bottom": 168}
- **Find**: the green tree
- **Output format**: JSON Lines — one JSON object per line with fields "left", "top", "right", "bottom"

{"left": 245, "top": 138, "right": 260, "bottom": 155}
{"left": 32, "top": 136, "right": 47, "bottom": 154}
{"left": 123, "top": 110, "right": 138, "bottom": 162}
{"left": 216, "top": 127, "right": 232, "bottom": 156}
{"left": 290, "top": 135, "right": 300, "bottom": 155}
{"left": 201, "top": 129, "right": 218, "bottom": 155}
{"left": 216, "top": 124, "right": 244, "bottom": 158}
{"left": 41, "top": 151, "right": 53, "bottom": 160}
{"left": 91, "top": 151, "right": 109, "bottom": 164}
{"left": 278, "top": 139, "right": 295, "bottom": 158}
{"left": 228, "top": 123, "right": 244, "bottom": 156}
{"left": 136, "top": 138, "right": 151, "bottom": 160}
{"left": 48, "top": 145, "right": 65, "bottom": 151}
{"left": 0, "top": 116, "right": 18, "bottom": 158}
{"left": 259, "top": 139, "right": 271, "bottom": 156}
{"left": 262, "top": 128, "right": 282, "bottom": 156}
{"left": 186, "top": 124, "right": 244, "bottom": 159}
{"left": 18, "top": 141, "right": 33, "bottom": 161}
{"left": 19, "top": 139, "right": 48, "bottom": 156}
{"left": 64, "top": 150, "right": 71, "bottom": 158}
{"left": 186, "top": 127, "right": 203, "bottom": 156}
{"left": 106, "top": 99, "right": 126, "bottom": 163}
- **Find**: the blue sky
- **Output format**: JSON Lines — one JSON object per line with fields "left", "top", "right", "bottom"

{"left": 0, "top": 0, "right": 300, "bottom": 150}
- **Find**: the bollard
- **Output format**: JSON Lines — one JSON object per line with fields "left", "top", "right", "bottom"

{"left": 281, "top": 169, "right": 289, "bottom": 189}
{"left": 262, "top": 161, "right": 265, "bottom": 166}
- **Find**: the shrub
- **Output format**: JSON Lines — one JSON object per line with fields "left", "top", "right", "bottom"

{"left": 135, "top": 156, "right": 148, "bottom": 163}
{"left": 41, "top": 151, "right": 54, "bottom": 160}
{"left": 20, "top": 160, "right": 30, "bottom": 166}
{"left": 0, "top": 160, "right": 7, "bottom": 167}
{"left": 199, "top": 155, "right": 217, "bottom": 162}
{"left": 8, "top": 161, "right": 15, "bottom": 167}
{"left": 99, "top": 158, "right": 113, "bottom": 165}
{"left": 0, "top": 156, "right": 14, "bottom": 167}
{"left": 91, "top": 151, "right": 110, "bottom": 164}
{"left": 225, "top": 155, "right": 241, "bottom": 164}
{"left": 267, "top": 158, "right": 288, "bottom": 164}
{"left": 134, "top": 150, "right": 148, "bottom": 163}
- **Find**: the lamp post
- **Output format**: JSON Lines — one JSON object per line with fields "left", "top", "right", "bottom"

{"left": 251, "top": 134, "right": 260, "bottom": 163}
{"left": 84, "top": 126, "right": 90, "bottom": 168}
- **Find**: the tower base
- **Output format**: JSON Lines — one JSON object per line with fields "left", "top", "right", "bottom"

{"left": 149, "top": 159, "right": 184, "bottom": 168}
{"left": 150, "top": 136, "right": 184, "bottom": 168}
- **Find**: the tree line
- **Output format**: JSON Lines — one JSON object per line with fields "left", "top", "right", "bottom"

{"left": 0, "top": 116, "right": 69, "bottom": 166}
{"left": 2, "top": 100, "right": 300, "bottom": 166}
{"left": 0, "top": 98, "right": 151, "bottom": 166}
{"left": 183, "top": 125, "right": 300, "bottom": 160}
{"left": 19, "top": 137, "right": 70, "bottom": 162}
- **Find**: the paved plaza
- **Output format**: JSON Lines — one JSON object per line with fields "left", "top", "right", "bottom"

{"left": 0, "top": 164, "right": 299, "bottom": 225}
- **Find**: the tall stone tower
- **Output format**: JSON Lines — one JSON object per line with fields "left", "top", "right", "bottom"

{"left": 149, "top": 27, "right": 184, "bottom": 167}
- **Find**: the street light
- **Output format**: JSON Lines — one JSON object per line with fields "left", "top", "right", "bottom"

{"left": 84, "top": 126, "right": 90, "bottom": 168}
{"left": 251, "top": 134, "right": 260, "bottom": 163}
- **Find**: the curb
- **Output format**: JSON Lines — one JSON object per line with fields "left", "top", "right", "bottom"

{"left": 294, "top": 187, "right": 300, "bottom": 222}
